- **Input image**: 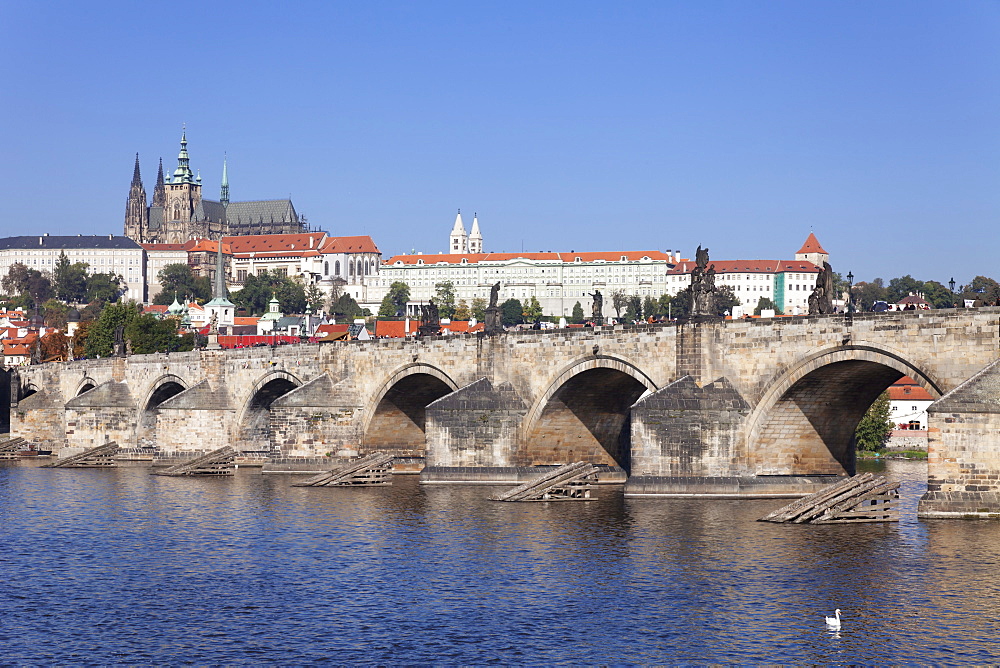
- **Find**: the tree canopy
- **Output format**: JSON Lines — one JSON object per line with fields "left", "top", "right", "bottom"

{"left": 855, "top": 391, "right": 892, "bottom": 451}
{"left": 378, "top": 282, "right": 411, "bottom": 317}
{"left": 153, "top": 264, "right": 212, "bottom": 305}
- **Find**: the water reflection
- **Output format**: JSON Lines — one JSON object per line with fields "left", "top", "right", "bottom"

{"left": 0, "top": 459, "right": 998, "bottom": 664}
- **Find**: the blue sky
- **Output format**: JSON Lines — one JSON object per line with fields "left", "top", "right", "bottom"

{"left": 2, "top": 1, "right": 997, "bottom": 285}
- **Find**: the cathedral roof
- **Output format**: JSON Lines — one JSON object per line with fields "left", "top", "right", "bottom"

{"left": 797, "top": 232, "right": 828, "bottom": 255}
{"left": 223, "top": 199, "right": 298, "bottom": 224}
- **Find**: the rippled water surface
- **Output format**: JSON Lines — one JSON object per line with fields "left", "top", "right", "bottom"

{"left": 2, "top": 459, "right": 999, "bottom": 664}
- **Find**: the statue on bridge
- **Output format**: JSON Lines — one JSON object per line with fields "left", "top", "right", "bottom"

{"left": 485, "top": 282, "right": 503, "bottom": 335}
{"left": 589, "top": 290, "right": 604, "bottom": 324}
{"left": 113, "top": 325, "right": 126, "bottom": 358}
{"left": 808, "top": 262, "right": 835, "bottom": 315}
{"left": 418, "top": 299, "right": 441, "bottom": 336}
{"left": 689, "top": 246, "right": 719, "bottom": 319}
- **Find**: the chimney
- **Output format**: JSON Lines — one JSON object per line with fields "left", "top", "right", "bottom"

{"left": 309, "top": 236, "right": 314, "bottom": 249}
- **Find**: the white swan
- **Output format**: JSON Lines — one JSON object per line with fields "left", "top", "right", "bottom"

{"left": 825, "top": 608, "right": 841, "bottom": 630}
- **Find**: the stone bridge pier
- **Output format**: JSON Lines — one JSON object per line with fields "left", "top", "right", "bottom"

{"left": 8, "top": 309, "right": 1000, "bottom": 517}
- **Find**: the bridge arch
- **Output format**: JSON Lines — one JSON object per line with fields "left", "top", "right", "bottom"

{"left": 135, "top": 375, "right": 189, "bottom": 449}
{"left": 75, "top": 378, "right": 97, "bottom": 397}
{"left": 236, "top": 370, "right": 304, "bottom": 451}
{"left": 747, "top": 345, "right": 943, "bottom": 476}
{"left": 520, "top": 355, "right": 657, "bottom": 473}
{"left": 362, "top": 363, "right": 458, "bottom": 459}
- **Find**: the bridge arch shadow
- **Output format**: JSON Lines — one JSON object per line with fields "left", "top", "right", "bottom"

{"left": 520, "top": 356, "right": 656, "bottom": 473}
{"left": 135, "top": 375, "right": 188, "bottom": 449}
{"left": 362, "top": 363, "right": 458, "bottom": 459}
{"left": 75, "top": 378, "right": 97, "bottom": 396}
{"left": 747, "top": 345, "right": 942, "bottom": 476}
{"left": 236, "top": 370, "right": 303, "bottom": 452}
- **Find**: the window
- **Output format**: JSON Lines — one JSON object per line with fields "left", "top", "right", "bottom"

{"left": 335, "top": 261, "right": 341, "bottom": 275}
{"left": 324, "top": 261, "right": 329, "bottom": 275}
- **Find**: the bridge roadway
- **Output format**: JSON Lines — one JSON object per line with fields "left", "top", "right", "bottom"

{"left": 10, "top": 308, "right": 1000, "bottom": 517}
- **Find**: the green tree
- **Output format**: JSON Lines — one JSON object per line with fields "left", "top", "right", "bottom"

{"left": 304, "top": 283, "right": 325, "bottom": 312}
{"left": 753, "top": 297, "right": 780, "bottom": 316}
{"left": 434, "top": 281, "right": 456, "bottom": 319}
{"left": 378, "top": 281, "right": 411, "bottom": 317}
{"left": 329, "top": 293, "right": 363, "bottom": 323}
{"left": 3, "top": 263, "right": 53, "bottom": 306}
{"left": 624, "top": 294, "right": 642, "bottom": 321}
{"left": 500, "top": 298, "right": 523, "bottom": 326}
{"left": 656, "top": 293, "right": 672, "bottom": 318}
{"left": 610, "top": 289, "right": 628, "bottom": 318}
{"left": 962, "top": 276, "right": 1000, "bottom": 305}
{"left": 853, "top": 278, "right": 887, "bottom": 311}
{"left": 453, "top": 299, "right": 470, "bottom": 320}
{"left": 642, "top": 296, "right": 656, "bottom": 320}
{"left": 53, "top": 252, "right": 89, "bottom": 303}
{"left": 125, "top": 313, "right": 194, "bottom": 354}
{"left": 153, "top": 264, "right": 211, "bottom": 305}
{"left": 715, "top": 285, "right": 740, "bottom": 316}
{"left": 470, "top": 297, "right": 487, "bottom": 321}
{"left": 273, "top": 277, "right": 307, "bottom": 314}
{"left": 921, "top": 280, "right": 954, "bottom": 309}
{"left": 42, "top": 298, "right": 70, "bottom": 329}
{"left": 670, "top": 288, "right": 692, "bottom": 319}
{"left": 855, "top": 390, "right": 893, "bottom": 451}
{"left": 85, "top": 301, "right": 139, "bottom": 358}
{"left": 522, "top": 296, "right": 543, "bottom": 321}
{"left": 85, "top": 272, "right": 125, "bottom": 305}
{"left": 886, "top": 275, "right": 925, "bottom": 304}
{"left": 570, "top": 301, "right": 585, "bottom": 324}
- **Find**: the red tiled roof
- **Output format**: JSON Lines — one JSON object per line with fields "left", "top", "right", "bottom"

{"left": 668, "top": 260, "right": 819, "bottom": 274}
{"left": 315, "top": 324, "right": 350, "bottom": 336}
{"left": 144, "top": 305, "right": 169, "bottom": 314}
{"left": 384, "top": 250, "right": 674, "bottom": 265}
{"left": 797, "top": 233, "right": 828, "bottom": 255}
{"left": 897, "top": 295, "right": 930, "bottom": 305}
{"left": 185, "top": 239, "right": 232, "bottom": 254}
{"left": 321, "top": 236, "right": 381, "bottom": 254}
{"left": 440, "top": 321, "right": 485, "bottom": 334}
{"left": 224, "top": 233, "right": 326, "bottom": 255}
{"left": 234, "top": 317, "right": 259, "bottom": 326}
{"left": 141, "top": 243, "right": 188, "bottom": 251}
{"left": 374, "top": 320, "right": 422, "bottom": 338}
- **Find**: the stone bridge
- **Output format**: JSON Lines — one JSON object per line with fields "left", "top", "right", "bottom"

{"left": 9, "top": 309, "right": 1000, "bottom": 517}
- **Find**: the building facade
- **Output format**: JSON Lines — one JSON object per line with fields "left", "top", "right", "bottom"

{"left": 0, "top": 235, "right": 145, "bottom": 302}
{"left": 665, "top": 234, "right": 829, "bottom": 315}
{"left": 124, "top": 131, "right": 309, "bottom": 244}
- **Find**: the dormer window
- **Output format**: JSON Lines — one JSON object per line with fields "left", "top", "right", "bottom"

{"left": 621, "top": 255, "right": 628, "bottom": 261}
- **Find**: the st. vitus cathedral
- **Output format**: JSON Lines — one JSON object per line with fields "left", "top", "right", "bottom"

{"left": 124, "top": 130, "right": 307, "bottom": 244}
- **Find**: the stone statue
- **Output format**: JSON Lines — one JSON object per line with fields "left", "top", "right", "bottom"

{"left": 419, "top": 299, "right": 440, "bottom": 336}
{"left": 209, "top": 312, "right": 219, "bottom": 335}
{"left": 808, "top": 262, "right": 835, "bottom": 315}
{"left": 484, "top": 283, "right": 503, "bottom": 335}
{"left": 113, "top": 325, "right": 126, "bottom": 357}
{"left": 590, "top": 290, "right": 603, "bottom": 322}
{"left": 688, "top": 247, "right": 719, "bottom": 319}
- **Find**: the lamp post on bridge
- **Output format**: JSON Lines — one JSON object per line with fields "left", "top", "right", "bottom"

{"left": 846, "top": 271, "right": 854, "bottom": 314}
{"left": 949, "top": 277, "right": 956, "bottom": 308}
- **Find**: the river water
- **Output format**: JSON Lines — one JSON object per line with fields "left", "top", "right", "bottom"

{"left": 1, "top": 458, "right": 998, "bottom": 665}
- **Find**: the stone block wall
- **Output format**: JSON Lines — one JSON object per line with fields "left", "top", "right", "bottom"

{"left": 920, "top": 360, "right": 1000, "bottom": 517}
{"left": 11, "top": 390, "right": 66, "bottom": 452}
{"left": 629, "top": 376, "right": 750, "bottom": 480}
{"left": 425, "top": 378, "right": 527, "bottom": 468}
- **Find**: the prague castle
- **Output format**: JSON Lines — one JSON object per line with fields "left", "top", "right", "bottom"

{"left": 124, "top": 131, "right": 307, "bottom": 244}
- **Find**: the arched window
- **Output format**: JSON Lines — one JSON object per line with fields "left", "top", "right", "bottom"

{"left": 324, "top": 261, "right": 329, "bottom": 275}
{"left": 335, "top": 260, "right": 341, "bottom": 276}
{"left": 349, "top": 261, "right": 355, "bottom": 276}
{"left": 365, "top": 261, "right": 370, "bottom": 275}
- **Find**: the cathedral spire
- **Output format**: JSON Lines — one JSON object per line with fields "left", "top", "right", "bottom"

{"left": 449, "top": 209, "right": 468, "bottom": 254}
{"left": 172, "top": 127, "right": 195, "bottom": 184}
{"left": 153, "top": 158, "right": 166, "bottom": 206}
{"left": 131, "top": 153, "right": 142, "bottom": 185}
{"left": 220, "top": 153, "right": 230, "bottom": 206}
{"left": 469, "top": 212, "right": 483, "bottom": 254}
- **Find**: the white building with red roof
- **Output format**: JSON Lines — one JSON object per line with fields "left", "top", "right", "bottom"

{"left": 375, "top": 248, "right": 681, "bottom": 319}
{"left": 666, "top": 234, "right": 830, "bottom": 316}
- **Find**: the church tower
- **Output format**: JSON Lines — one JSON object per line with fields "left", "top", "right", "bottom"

{"left": 124, "top": 153, "right": 148, "bottom": 241}
{"left": 152, "top": 158, "right": 166, "bottom": 207}
{"left": 450, "top": 210, "right": 468, "bottom": 254}
{"left": 162, "top": 129, "right": 204, "bottom": 243}
{"left": 795, "top": 232, "right": 829, "bottom": 267}
{"left": 468, "top": 213, "right": 483, "bottom": 253}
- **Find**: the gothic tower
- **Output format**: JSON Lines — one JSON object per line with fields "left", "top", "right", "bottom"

{"left": 152, "top": 158, "right": 166, "bottom": 207}
{"left": 450, "top": 210, "right": 468, "bottom": 254}
{"left": 163, "top": 129, "right": 204, "bottom": 243}
{"left": 124, "top": 153, "right": 148, "bottom": 241}
{"left": 468, "top": 213, "right": 483, "bottom": 254}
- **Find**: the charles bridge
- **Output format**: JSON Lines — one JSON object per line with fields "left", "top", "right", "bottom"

{"left": 8, "top": 309, "right": 1000, "bottom": 517}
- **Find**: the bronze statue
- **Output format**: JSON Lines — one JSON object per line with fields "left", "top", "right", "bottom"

{"left": 689, "top": 247, "right": 719, "bottom": 318}
{"left": 589, "top": 290, "right": 603, "bottom": 321}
